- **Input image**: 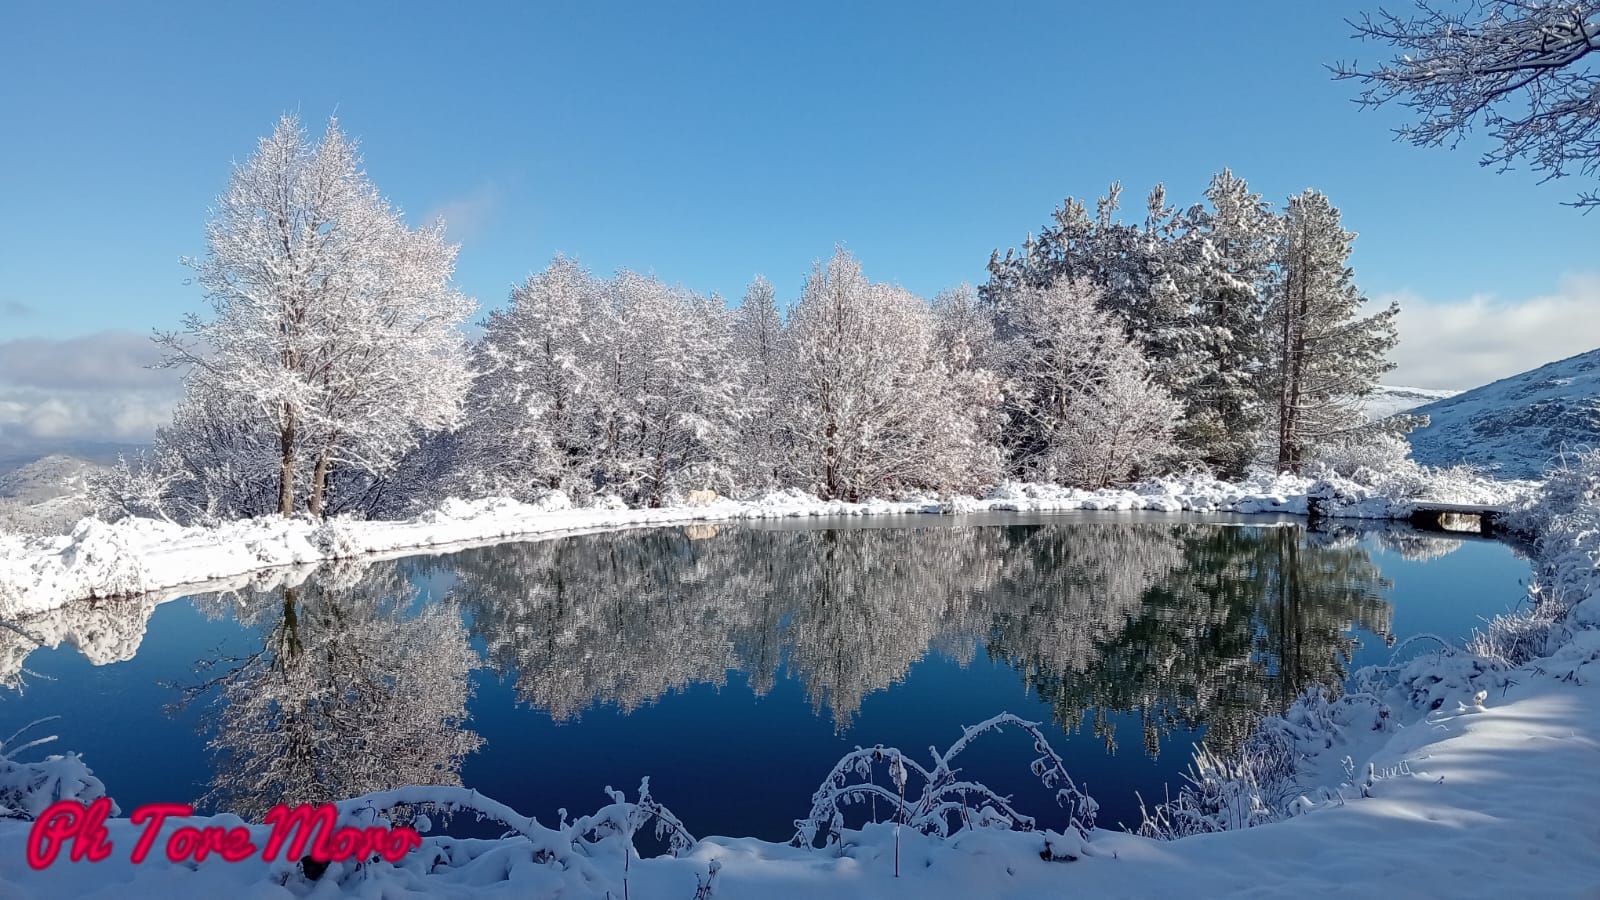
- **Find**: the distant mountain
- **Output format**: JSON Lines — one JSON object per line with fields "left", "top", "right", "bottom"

{"left": 1405, "top": 349, "right": 1600, "bottom": 479}
{"left": 0, "top": 454, "right": 105, "bottom": 533}
{"left": 1363, "top": 385, "right": 1460, "bottom": 422}
{"left": 0, "top": 439, "right": 144, "bottom": 472}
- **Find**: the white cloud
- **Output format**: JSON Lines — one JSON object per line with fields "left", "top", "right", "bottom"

{"left": 1380, "top": 273, "right": 1600, "bottom": 391}
{"left": 424, "top": 181, "right": 504, "bottom": 243}
{"left": 0, "top": 331, "right": 180, "bottom": 444}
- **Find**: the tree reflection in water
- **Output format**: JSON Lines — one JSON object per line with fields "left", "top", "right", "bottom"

{"left": 445, "top": 520, "right": 1392, "bottom": 749}
{"left": 171, "top": 519, "right": 1399, "bottom": 814}
{"left": 181, "top": 563, "right": 482, "bottom": 818}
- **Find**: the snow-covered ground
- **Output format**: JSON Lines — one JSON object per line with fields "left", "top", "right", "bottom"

{"left": 1362, "top": 384, "right": 1459, "bottom": 422}
{"left": 1406, "top": 348, "right": 1600, "bottom": 478}
{"left": 0, "top": 470, "right": 1517, "bottom": 619}
{"left": 3, "top": 464, "right": 1594, "bottom": 898}
{"left": 5, "top": 672, "right": 1597, "bottom": 898}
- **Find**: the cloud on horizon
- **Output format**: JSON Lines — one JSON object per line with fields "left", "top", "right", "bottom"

{"left": 1380, "top": 273, "right": 1600, "bottom": 391}
{"left": 0, "top": 331, "right": 179, "bottom": 445}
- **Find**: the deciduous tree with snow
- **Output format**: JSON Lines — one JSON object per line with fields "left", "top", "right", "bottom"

{"left": 995, "top": 280, "right": 1182, "bottom": 488}
{"left": 1335, "top": 1, "right": 1600, "bottom": 208}
{"left": 732, "top": 276, "right": 787, "bottom": 490}
{"left": 454, "top": 256, "right": 604, "bottom": 500}
{"left": 157, "top": 115, "right": 474, "bottom": 517}
{"left": 778, "top": 248, "right": 1000, "bottom": 500}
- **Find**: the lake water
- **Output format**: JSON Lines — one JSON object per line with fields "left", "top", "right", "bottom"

{"left": 0, "top": 513, "right": 1530, "bottom": 840}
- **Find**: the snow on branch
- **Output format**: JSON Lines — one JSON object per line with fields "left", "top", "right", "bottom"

{"left": 0, "top": 718, "right": 114, "bottom": 822}
{"left": 791, "top": 713, "right": 1098, "bottom": 857}
{"left": 1334, "top": 1, "right": 1600, "bottom": 207}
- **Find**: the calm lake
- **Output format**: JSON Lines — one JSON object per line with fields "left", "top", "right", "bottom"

{"left": 0, "top": 512, "right": 1530, "bottom": 839}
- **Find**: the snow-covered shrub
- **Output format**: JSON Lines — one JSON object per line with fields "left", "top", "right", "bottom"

{"left": 1352, "top": 644, "right": 1505, "bottom": 714}
{"left": 792, "top": 713, "right": 1097, "bottom": 859}
{"left": 1305, "top": 425, "right": 1526, "bottom": 509}
{"left": 1138, "top": 686, "right": 1390, "bottom": 839}
{"left": 1309, "top": 429, "right": 1415, "bottom": 480}
{"left": 273, "top": 779, "right": 697, "bottom": 894}
{"left": 0, "top": 719, "right": 114, "bottom": 821}
{"left": 1466, "top": 587, "right": 1575, "bottom": 668}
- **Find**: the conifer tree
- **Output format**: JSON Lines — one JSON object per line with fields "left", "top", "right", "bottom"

{"left": 1264, "top": 190, "right": 1399, "bottom": 472}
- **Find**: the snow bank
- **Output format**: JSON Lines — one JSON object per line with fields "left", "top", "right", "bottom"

{"left": 2, "top": 470, "right": 1502, "bottom": 619}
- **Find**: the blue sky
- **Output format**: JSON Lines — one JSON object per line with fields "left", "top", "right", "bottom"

{"left": 0, "top": 1, "right": 1596, "bottom": 444}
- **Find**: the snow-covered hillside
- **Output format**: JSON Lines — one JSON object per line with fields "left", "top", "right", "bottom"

{"left": 1406, "top": 348, "right": 1600, "bottom": 478}
{"left": 0, "top": 454, "right": 104, "bottom": 534}
{"left": 1362, "top": 385, "right": 1459, "bottom": 421}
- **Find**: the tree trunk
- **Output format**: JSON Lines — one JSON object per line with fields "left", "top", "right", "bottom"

{"left": 308, "top": 446, "right": 333, "bottom": 518}
{"left": 278, "top": 407, "right": 297, "bottom": 517}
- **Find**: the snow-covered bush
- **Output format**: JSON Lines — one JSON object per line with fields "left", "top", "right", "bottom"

{"left": 1309, "top": 428, "right": 1415, "bottom": 479}
{"left": 0, "top": 719, "right": 114, "bottom": 821}
{"left": 1305, "top": 423, "right": 1526, "bottom": 509}
{"left": 1138, "top": 686, "right": 1389, "bottom": 839}
{"left": 792, "top": 713, "right": 1097, "bottom": 859}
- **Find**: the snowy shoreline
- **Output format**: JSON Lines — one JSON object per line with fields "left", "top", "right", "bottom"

{"left": 1, "top": 471, "right": 1460, "bottom": 620}
{"left": 8, "top": 466, "right": 1598, "bottom": 898}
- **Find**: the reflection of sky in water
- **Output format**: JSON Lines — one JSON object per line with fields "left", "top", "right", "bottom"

{"left": 0, "top": 514, "right": 1530, "bottom": 840}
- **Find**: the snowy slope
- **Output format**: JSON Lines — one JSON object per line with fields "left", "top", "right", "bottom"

{"left": 1362, "top": 385, "right": 1459, "bottom": 422}
{"left": 1406, "top": 348, "right": 1600, "bottom": 478}
{"left": 0, "top": 454, "right": 104, "bottom": 534}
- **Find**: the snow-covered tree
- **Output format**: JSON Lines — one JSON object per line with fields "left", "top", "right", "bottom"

{"left": 94, "top": 378, "right": 289, "bottom": 522}
{"left": 1264, "top": 190, "right": 1399, "bottom": 473}
{"left": 996, "top": 280, "right": 1182, "bottom": 487}
{"left": 931, "top": 283, "right": 998, "bottom": 372}
{"left": 1335, "top": 1, "right": 1600, "bottom": 208}
{"left": 778, "top": 248, "right": 1000, "bottom": 500}
{"left": 455, "top": 261, "right": 742, "bottom": 505}
{"left": 732, "top": 276, "right": 786, "bottom": 490}
{"left": 1185, "top": 170, "right": 1278, "bottom": 476}
{"left": 983, "top": 183, "right": 1203, "bottom": 397}
{"left": 455, "top": 256, "right": 604, "bottom": 500}
{"left": 158, "top": 115, "right": 474, "bottom": 517}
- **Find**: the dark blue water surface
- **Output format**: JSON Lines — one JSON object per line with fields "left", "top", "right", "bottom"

{"left": 0, "top": 513, "right": 1529, "bottom": 839}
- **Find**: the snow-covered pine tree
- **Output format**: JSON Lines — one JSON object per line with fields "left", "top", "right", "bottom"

{"left": 1185, "top": 169, "right": 1278, "bottom": 476}
{"left": 1264, "top": 190, "right": 1399, "bottom": 473}
{"left": 984, "top": 183, "right": 1202, "bottom": 395}
{"left": 158, "top": 115, "right": 474, "bottom": 517}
